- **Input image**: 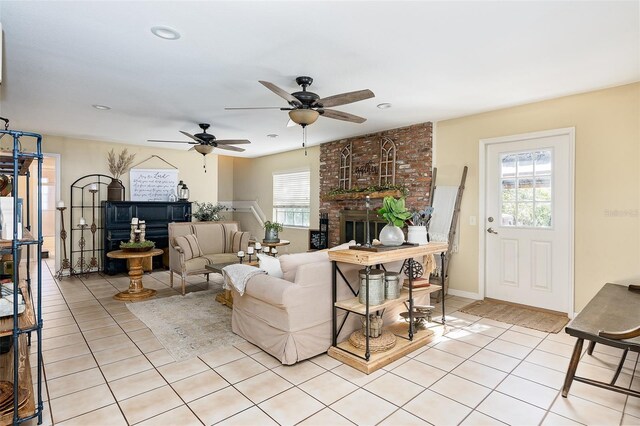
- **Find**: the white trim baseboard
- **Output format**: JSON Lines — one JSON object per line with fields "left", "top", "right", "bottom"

{"left": 447, "top": 288, "right": 481, "bottom": 300}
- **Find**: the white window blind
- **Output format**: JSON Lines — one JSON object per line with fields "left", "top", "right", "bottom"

{"left": 273, "top": 170, "right": 310, "bottom": 227}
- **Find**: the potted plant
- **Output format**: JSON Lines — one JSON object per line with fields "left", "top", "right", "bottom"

{"left": 377, "top": 196, "right": 412, "bottom": 246}
{"left": 192, "top": 202, "right": 229, "bottom": 222}
{"left": 407, "top": 207, "right": 434, "bottom": 245}
{"left": 107, "top": 149, "right": 136, "bottom": 201}
{"left": 263, "top": 221, "right": 283, "bottom": 243}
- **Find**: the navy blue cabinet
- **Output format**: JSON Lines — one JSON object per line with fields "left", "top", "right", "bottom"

{"left": 102, "top": 201, "right": 191, "bottom": 275}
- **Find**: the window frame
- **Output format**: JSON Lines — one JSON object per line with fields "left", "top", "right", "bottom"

{"left": 272, "top": 168, "right": 311, "bottom": 229}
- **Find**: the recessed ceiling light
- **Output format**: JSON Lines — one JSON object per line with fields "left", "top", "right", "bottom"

{"left": 92, "top": 104, "right": 111, "bottom": 110}
{"left": 377, "top": 103, "right": 392, "bottom": 109}
{"left": 267, "top": 134, "right": 279, "bottom": 138}
{"left": 151, "top": 26, "right": 181, "bottom": 40}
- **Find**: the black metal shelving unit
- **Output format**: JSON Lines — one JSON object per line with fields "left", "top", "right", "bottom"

{"left": 0, "top": 129, "right": 44, "bottom": 425}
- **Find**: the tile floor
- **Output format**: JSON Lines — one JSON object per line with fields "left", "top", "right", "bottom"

{"left": 23, "top": 259, "right": 640, "bottom": 425}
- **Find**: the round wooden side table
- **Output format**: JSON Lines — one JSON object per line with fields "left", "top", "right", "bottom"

{"left": 106, "top": 248, "right": 163, "bottom": 301}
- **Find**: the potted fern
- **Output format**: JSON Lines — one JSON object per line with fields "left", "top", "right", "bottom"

{"left": 377, "top": 196, "right": 412, "bottom": 246}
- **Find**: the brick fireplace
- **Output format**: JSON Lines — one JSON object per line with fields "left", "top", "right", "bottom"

{"left": 319, "top": 122, "right": 433, "bottom": 247}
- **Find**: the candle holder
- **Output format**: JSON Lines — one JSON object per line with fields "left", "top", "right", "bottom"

{"left": 271, "top": 248, "right": 278, "bottom": 257}
{"left": 247, "top": 250, "right": 254, "bottom": 263}
{"left": 72, "top": 223, "right": 90, "bottom": 275}
{"left": 364, "top": 195, "right": 372, "bottom": 248}
{"left": 237, "top": 252, "right": 245, "bottom": 264}
{"left": 55, "top": 206, "right": 71, "bottom": 279}
{"left": 89, "top": 187, "right": 99, "bottom": 269}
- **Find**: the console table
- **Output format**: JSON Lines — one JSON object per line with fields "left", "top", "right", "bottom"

{"left": 327, "top": 243, "right": 448, "bottom": 373}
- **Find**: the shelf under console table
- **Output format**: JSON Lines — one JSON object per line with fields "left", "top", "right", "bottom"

{"left": 327, "top": 243, "right": 448, "bottom": 374}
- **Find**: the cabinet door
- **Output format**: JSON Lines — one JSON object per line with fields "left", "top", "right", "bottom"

{"left": 107, "top": 204, "right": 134, "bottom": 225}
{"left": 170, "top": 204, "right": 191, "bottom": 222}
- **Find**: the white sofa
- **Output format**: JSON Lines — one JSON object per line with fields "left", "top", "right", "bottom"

{"left": 231, "top": 246, "right": 435, "bottom": 365}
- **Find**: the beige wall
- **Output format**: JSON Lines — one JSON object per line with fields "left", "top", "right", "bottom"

{"left": 20, "top": 135, "right": 220, "bottom": 208}
{"left": 226, "top": 146, "right": 320, "bottom": 254}
{"left": 16, "top": 134, "right": 220, "bottom": 268}
{"left": 435, "top": 82, "right": 640, "bottom": 311}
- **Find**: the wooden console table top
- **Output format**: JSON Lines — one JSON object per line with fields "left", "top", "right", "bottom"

{"left": 328, "top": 242, "right": 448, "bottom": 266}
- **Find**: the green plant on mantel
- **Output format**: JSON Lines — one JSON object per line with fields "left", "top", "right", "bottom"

{"left": 326, "top": 183, "right": 408, "bottom": 197}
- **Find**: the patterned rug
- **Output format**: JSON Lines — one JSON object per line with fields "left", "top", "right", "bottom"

{"left": 126, "top": 289, "right": 245, "bottom": 360}
{"left": 459, "top": 299, "right": 569, "bottom": 333}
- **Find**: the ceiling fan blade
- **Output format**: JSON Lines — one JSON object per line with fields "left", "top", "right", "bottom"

{"left": 215, "top": 145, "right": 245, "bottom": 152}
{"left": 225, "top": 106, "right": 284, "bottom": 110}
{"left": 179, "top": 131, "right": 206, "bottom": 143}
{"left": 316, "top": 89, "right": 375, "bottom": 108}
{"left": 322, "top": 109, "right": 367, "bottom": 124}
{"left": 215, "top": 139, "right": 251, "bottom": 145}
{"left": 259, "top": 80, "right": 301, "bottom": 107}
{"left": 147, "top": 139, "right": 197, "bottom": 144}
{"left": 287, "top": 119, "right": 296, "bottom": 128}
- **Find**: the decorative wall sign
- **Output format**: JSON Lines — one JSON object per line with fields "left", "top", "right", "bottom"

{"left": 354, "top": 160, "right": 379, "bottom": 178}
{"left": 130, "top": 168, "right": 179, "bottom": 201}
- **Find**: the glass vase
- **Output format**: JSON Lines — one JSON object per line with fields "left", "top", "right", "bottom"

{"left": 379, "top": 223, "right": 404, "bottom": 246}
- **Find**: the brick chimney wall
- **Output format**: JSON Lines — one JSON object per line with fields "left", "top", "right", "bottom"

{"left": 319, "top": 122, "right": 433, "bottom": 247}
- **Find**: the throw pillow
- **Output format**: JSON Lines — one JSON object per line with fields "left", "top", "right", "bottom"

{"left": 174, "top": 234, "right": 203, "bottom": 261}
{"left": 257, "top": 253, "right": 283, "bottom": 278}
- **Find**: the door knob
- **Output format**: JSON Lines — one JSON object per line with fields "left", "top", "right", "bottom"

{"left": 487, "top": 227, "right": 498, "bottom": 234}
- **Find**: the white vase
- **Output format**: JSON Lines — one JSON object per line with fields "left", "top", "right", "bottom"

{"left": 379, "top": 224, "right": 405, "bottom": 246}
{"left": 407, "top": 226, "right": 429, "bottom": 245}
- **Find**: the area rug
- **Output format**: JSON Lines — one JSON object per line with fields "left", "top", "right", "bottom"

{"left": 459, "top": 299, "right": 569, "bottom": 333}
{"left": 126, "top": 289, "right": 244, "bottom": 360}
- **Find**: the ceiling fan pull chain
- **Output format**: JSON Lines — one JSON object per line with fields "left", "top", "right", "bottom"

{"left": 303, "top": 126, "right": 307, "bottom": 156}
{"left": 203, "top": 155, "right": 207, "bottom": 173}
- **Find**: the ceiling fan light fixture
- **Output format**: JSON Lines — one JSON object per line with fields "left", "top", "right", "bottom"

{"left": 289, "top": 109, "right": 319, "bottom": 126}
{"left": 194, "top": 145, "right": 214, "bottom": 155}
{"left": 151, "top": 26, "right": 181, "bottom": 40}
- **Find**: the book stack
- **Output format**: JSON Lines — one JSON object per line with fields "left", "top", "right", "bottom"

{"left": 402, "top": 277, "right": 431, "bottom": 290}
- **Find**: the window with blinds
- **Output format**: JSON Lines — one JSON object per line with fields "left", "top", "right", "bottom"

{"left": 273, "top": 170, "right": 310, "bottom": 228}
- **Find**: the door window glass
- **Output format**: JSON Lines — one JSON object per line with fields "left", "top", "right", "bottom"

{"left": 500, "top": 150, "right": 552, "bottom": 227}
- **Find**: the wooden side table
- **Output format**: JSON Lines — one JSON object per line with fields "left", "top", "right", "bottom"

{"left": 260, "top": 239, "right": 290, "bottom": 256}
{"left": 107, "top": 248, "right": 164, "bottom": 301}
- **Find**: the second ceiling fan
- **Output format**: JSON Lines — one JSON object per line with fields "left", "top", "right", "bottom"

{"left": 226, "top": 76, "right": 375, "bottom": 127}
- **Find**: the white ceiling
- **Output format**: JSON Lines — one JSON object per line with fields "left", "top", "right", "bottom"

{"left": 0, "top": 1, "right": 638, "bottom": 158}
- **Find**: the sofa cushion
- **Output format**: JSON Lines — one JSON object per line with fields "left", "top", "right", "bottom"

{"left": 279, "top": 240, "right": 356, "bottom": 282}
{"left": 279, "top": 251, "right": 328, "bottom": 282}
{"left": 258, "top": 253, "right": 283, "bottom": 278}
{"left": 203, "top": 253, "right": 241, "bottom": 266}
{"left": 174, "top": 234, "right": 203, "bottom": 260}
{"left": 229, "top": 231, "right": 251, "bottom": 253}
{"left": 193, "top": 223, "right": 227, "bottom": 255}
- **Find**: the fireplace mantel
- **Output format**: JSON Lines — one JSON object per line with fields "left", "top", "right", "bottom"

{"left": 321, "top": 189, "right": 402, "bottom": 202}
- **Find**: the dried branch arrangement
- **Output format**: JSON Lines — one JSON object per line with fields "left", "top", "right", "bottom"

{"left": 107, "top": 149, "right": 136, "bottom": 179}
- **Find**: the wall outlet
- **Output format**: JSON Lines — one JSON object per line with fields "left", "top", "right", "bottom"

{"left": 469, "top": 216, "right": 477, "bottom": 226}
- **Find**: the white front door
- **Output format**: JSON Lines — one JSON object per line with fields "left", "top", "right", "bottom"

{"left": 483, "top": 129, "right": 574, "bottom": 313}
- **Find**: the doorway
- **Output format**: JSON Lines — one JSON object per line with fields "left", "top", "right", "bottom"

{"left": 479, "top": 128, "right": 574, "bottom": 314}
